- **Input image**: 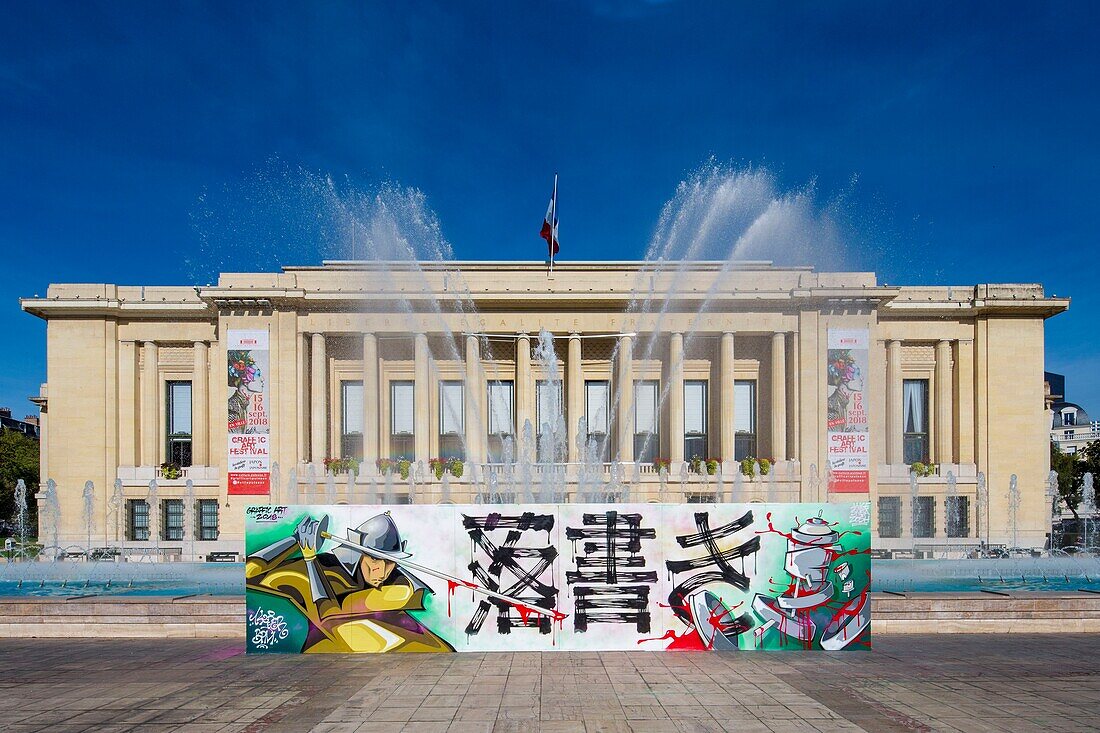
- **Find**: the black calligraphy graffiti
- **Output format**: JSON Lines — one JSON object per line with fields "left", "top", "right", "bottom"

{"left": 566, "top": 511, "right": 657, "bottom": 632}
{"left": 462, "top": 512, "right": 558, "bottom": 635}
{"left": 666, "top": 510, "right": 758, "bottom": 639}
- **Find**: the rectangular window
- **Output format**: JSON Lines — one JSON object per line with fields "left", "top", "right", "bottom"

{"left": 734, "top": 379, "right": 757, "bottom": 460}
{"left": 487, "top": 381, "right": 515, "bottom": 463}
{"left": 536, "top": 379, "right": 565, "bottom": 462}
{"left": 162, "top": 499, "right": 184, "bottom": 541}
{"left": 946, "top": 496, "right": 970, "bottom": 538}
{"left": 903, "top": 379, "right": 930, "bottom": 464}
{"left": 878, "top": 496, "right": 902, "bottom": 538}
{"left": 913, "top": 495, "right": 936, "bottom": 538}
{"left": 634, "top": 380, "right": 659, "bottom": 464}
{"left": 585, "top": 380, "right": 611, "bottom": 463}
{"left": 198, "top": 499, "right": 219, "bottom": 541}
{"left": 390, "top": 381, "right": 415, "bottom": 460}
{"left": 166, "top": 381, "right": 193, "bottom": 467}
{"left": 439, "top": 381, "right": 465, "bottom": 461}
{"left": 684, "top": 379, "right": 708, "bottom": 460}
{"left": 341, "top": 381, "right": 364, "bottom": 460}
{"left": 127, "top": 500, "right": 149, "bottom": 542}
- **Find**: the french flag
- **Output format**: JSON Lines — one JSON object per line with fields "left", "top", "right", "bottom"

{"left": 540, "top": 174, "right": 559, "bottom": 266}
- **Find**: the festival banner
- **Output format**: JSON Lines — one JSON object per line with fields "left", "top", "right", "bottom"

{"left": 227, "top": 329, "right": 271, "bottom": 495}
{"left": 826, "top": 329, "right": 870, "bottom": 493}
{"left": 244, "top": 502, "right": 872, "bottom": 654}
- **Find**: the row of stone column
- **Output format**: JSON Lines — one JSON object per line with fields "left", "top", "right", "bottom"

{"left": 301, "top": 330, "right": 793, "bottom": 467}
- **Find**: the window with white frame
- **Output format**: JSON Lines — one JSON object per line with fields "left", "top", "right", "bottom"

{"left": 166, "top": 381, "right": 192, "bottom": 467}
{"left": 341, "top": 380, "right": 364, "bottom": 459}
{"left": 903, "top": 379, "right": 930, "bottom": 464}
{"left": 439, "top": 381, "right": 465, "bottom": 460}
{"left": 536, "top": 379, "right": 564, "bottom": 462}
{"left": 584, "top": 380, "right": 611, "bottom": 463}
{"left": 734, "top": 379, "right": 757, "bottom": 460}
{"left": 390, "top": 381, "right": 415, "bottom": 460}
{"left": 487, "top": 381, "right": 515, "bottom": 463}
{"left": 684, "top": 380, "right": 708, "bottom": 460}
{"left": 634, "top": 380, "right": 659, "bottom": 464}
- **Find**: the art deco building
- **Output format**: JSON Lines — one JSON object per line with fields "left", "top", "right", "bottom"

{"left": 21, "top": 261, "right": 1068, "bottom": 556}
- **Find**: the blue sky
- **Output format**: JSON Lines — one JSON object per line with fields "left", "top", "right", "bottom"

{"left": 2, "top": 1, "right": 1099, "bottom": 415}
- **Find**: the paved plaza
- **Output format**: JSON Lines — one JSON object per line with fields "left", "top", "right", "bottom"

{"left": 0, "top": 635, "right": 1097, "bottom": 732}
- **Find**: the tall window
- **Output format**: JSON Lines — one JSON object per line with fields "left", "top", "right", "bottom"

{"left": 584, "top": 380, "right": 611, "bottom": 463}
{"left": 684, "top": 380, "right": 708, "bottom": 460}
{"left": 198, "top": 499, "right": 219, "bottom": 541}
{"left": 162, "top": 499, "right": 184, "bottom": 541}
{"left": 913, "top": 495, "right": 936, "bottom": 538}
{"left": 634, "top": 380, "right": 659, "bottom": 464}
{"left": 439, "top": 381, "right": 465, "bottom": 460}
{"left": 903, "top": 379, "right": 930, "bottom": 464}
{"left": 127, "top": 499, "right": 149, "bottom": 541}
{"left": 946, "top": 496, "right": 970, "bottom": 538}
{"left": 487, "top": 381, "right": 515, "bottom": 463}
{"left": 878, "top": 496, "right": 902, "bottom": 538}
{"left": 341, "top": 381, "right": 364, "bottom": 459}
{"left": 536, "top": 379, "right": 564, "bottom": 462}
{"left": 166, "top": 381, "right": 192, "bottom": 467}
{"left": 390, "top": 381, "right": 415, "bottom": 461}
{"left": 734, "top": 379, "right": 757, "bottom": 460}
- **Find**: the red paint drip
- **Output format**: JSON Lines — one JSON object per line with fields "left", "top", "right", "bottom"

{"left": 445, "top": 579, "right": 483, "bottom": 617}
{"left": 636, "top": 628, "right": 707, "bottom": 651}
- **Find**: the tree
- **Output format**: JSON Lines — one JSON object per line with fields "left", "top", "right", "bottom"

{"left": 1051, "top": 443, "right": 1082, "bottom": 520}
{"left": 0, "top": 428, "right": 39, "bottom": 530}
{"left": 1078, "top": 440, "right": 1100, "bottom": 507}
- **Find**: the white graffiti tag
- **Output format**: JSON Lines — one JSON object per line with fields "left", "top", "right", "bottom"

{"left": 848, "top": 502, "right": 871, "bottom": 527}
{"left": 249, "top": 607, "right": 289, "bottom": 649}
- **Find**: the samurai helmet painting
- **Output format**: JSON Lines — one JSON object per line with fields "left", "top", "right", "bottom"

{"left": 333, "top": 512, "right": 431, "bottom": 593}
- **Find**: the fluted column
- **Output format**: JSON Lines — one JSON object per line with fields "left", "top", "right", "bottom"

{"left": 617, "top": 334, "right": 634, "bottom": 462}
{"left": 192, "top": 341, "right": 209, "bottom": 466}
{"left": 362, "top": 333, "right": 379, "bottom": 466}
{"left": 465, "top": 334, "right": 483, "bottom": 464}
{"left": 935, "top": 339, "right": 954, "bottom": 465}
{"left": 516, "top": 333, "right": 532, "bottom": 435}
{"left": 414, "top": 333, "right": 430, "bottom": 463}
{"left": 567, "top": 334, "right": 582, "bottom": 462}
{"left": 886, "top": 340, "right": 903, "bottom": 465}
{"left": 771, "top": 332, "right": 787, "bottom": 462}
{"left": 297, "top": 333, "right": 309, "bottom": 463}
{"left": 719, "top": 332, "right": 736, "bottom": 465}
{"left": 310, "top": 333, "right": 327, "bottom": 464}
{"left": 141, "top": 341, "right": 159, "bottom": 466}
{"left": 669, "top": 333, "right": 685, "bottom": 463}
{"left": 786, "top": 332, "right": 800, "bottom": 462}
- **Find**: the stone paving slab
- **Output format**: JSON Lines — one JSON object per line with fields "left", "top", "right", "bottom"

{"left": 0, "top": 635, "right": 1096, "bottom": 732}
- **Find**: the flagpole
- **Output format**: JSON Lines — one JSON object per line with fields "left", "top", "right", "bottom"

{"left": 550, "top": 172, "right": 557, "bottom": 275}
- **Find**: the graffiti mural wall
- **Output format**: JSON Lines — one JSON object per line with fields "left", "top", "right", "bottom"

{"left": 245, "top": 502, "right": 871, "bottom": 653}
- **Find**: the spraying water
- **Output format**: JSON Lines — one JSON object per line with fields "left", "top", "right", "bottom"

{"left": 1084, "top": 472, "right": 1096, "bottom": 552}
{"left": 14, "top": 479, "right": 28, "bottom": 557}
{"left": 184, "top": 479, "right": 196, "bottom": 562}
{"left": 944, "top": 471, "right": 957, "bottom": 558}
{"left": 1008, "top": 474, "right": 1020, "bottom": 550}
{"left": 146, "top": 479, "right": 160, "bottom": 560}
{"left": 41, "top": 479, "right": 60, "bottom": 558}
{"left": 81, "top": 481, "right": 95, "bottom": 557}
{"left": 976, "top": 471, "right": 988, "bottom": 550}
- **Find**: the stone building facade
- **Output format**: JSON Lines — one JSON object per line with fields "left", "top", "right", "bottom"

{"left": 21, "top": 261, "right": 1067, "bottom": 556}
